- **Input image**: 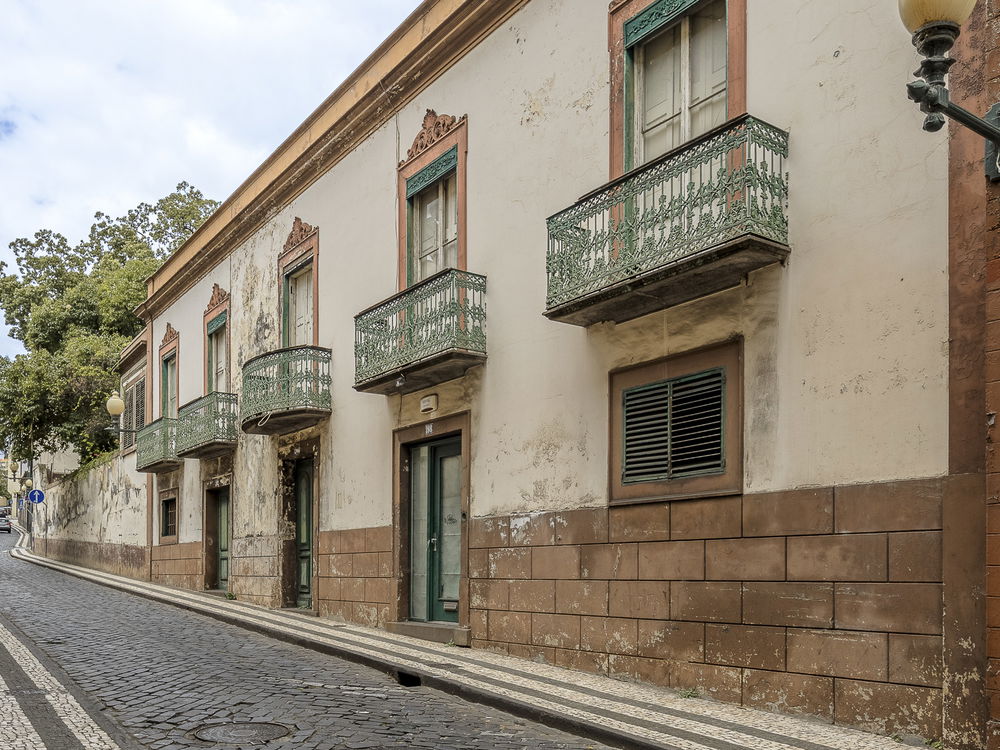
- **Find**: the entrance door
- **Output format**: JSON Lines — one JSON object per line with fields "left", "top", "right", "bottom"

{"left": 294, "top": 458, "right": 314, "bottom": 609}
{"left": 410, "top": 437, "right": 461, "bottom": 623}
{"left": 217, "top": 487, "right": 231, "bottom": 591}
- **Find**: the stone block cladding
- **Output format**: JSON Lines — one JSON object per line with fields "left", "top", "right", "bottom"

{"left": 469, "top": 480, "right": 944, "bottom": 739}
{"left": 985, "top": 2, "right": 1000, "bottom": 745}
{"left": 150, "top": 541, "right": 202, "bottom": 590}
{"left": 316, "top": 526, "right": 393, "bottom": 628}
{"left": 230, "top": 535, "right": 282, "bottom": 606}
{"left": 36, "top": 538, "right": 148, "bottom": 581}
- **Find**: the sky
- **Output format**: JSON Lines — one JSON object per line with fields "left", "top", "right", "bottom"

{"left": 0, "top": 0, "right": 421, "bottom": 358}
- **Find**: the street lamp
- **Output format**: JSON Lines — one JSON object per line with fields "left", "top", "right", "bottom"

{"left": 899, "top": 0, "right": 1000, "bottom": 180}
{"left": 105, "top": 390, "right": 136, "bottom": 435}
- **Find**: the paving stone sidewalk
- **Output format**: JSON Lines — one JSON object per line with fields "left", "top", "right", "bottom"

{"left": 7, "top": 526, "right": 918, "bottom": 750}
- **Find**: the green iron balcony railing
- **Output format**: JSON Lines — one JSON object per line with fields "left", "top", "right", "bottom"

{"left": 240, "top": 345, "right": 332, "bottom": 435}
{"left": 545, "top": 114, "right": 790, "bottom": 326}
{"left": 175, "top": 392, "right": 238, "bottom": 458}
{"left": 354, "top": 268, "right": 487, "bottom": 394}
{"left": 135, "top": 418, "right": 180, "bottom": 473}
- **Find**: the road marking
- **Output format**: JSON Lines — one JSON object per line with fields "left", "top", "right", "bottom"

{"left": 0, "top": 618, "right": 120, "bottom": 749}
{"left": 0, "top": 672, "right": 47, "bottom": 750}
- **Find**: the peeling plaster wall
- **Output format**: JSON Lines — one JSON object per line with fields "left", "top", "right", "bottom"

{"left": 157, "top": 0, "right": 947, "bottom": 532}
{"left": 150, "top": 263, "right": 234, "bottom": 546}
{"left": 151, "top": 261, "right": 234, "bottom": 413}
{"left": 32, "top": 452, "right": 147, "bottom": 577}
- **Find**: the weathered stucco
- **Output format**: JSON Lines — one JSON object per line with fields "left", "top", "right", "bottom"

{"left": 32, "top": 452, "right": 148, "bottom": 578}
{"left": 132, "top": 0, "right": 947, "bottom": 526}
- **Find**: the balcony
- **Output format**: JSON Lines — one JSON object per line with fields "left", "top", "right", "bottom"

{"left": 135, "top": 418, "right": 181, "bottom": 473}
{"left": 545, "top": 115, "right": 790, "bottom": 327}
{"left": 240, "top": 345, "right": 332, "bottom": 435}
{"left": 176, "top": 392, "right": 238, "bottom": 459}
{"left": 354, "top": 269, "right": 487, "bottom": 395}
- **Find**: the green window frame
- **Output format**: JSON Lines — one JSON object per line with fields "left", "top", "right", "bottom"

{"left": 623, "top": 0, "right": 727, "bottom": 170}
{"left": 621, "top": 367, "right": 725, "bottom": 484}
{"left": 161, "top": 353, "right": 177, "bottom": 418}
{"left": 207, "top": 311, "right": 227, "bottom": 393}
{"left": 281, "top": 259, "right": 313, "bottom": 347}
{"left": 405, "top": 146, "right": 459, "bottom": 287}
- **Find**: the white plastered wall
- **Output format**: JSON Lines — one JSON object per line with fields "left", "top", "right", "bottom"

{"left": 160, "top": 0, "right": 949, "bottom": 531}
{"left": 151, "top": 260, "right": 235, "bottom": 544}
{"left": 37, "top": 451, "right": 147, "bottom": 548}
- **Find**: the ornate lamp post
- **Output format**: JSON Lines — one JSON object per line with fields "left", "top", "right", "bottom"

{"left": 900, "top": 0, "right": 1000, "bottom": 179}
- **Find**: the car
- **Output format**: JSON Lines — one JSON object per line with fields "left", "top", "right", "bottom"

{"left": 0, "top": 517, "right": 11, "bottom": 533}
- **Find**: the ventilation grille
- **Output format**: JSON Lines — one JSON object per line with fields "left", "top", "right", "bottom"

{"left": 622, "top": 368, "right": 724, "bottom": 484}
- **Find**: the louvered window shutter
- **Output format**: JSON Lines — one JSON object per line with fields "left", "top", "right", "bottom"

{"left": 122, "top": 386, "right": 135, "bottom": 449}
{"left": 134, "top": 379, "right": 146, "bottom": 431}
{"left": 622, "top": 368, "right": 725, "bottom": 483}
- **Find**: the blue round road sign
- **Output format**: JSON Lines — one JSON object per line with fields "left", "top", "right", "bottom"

{"left": 27, "top": 489, "right": 44, "bottom": 504}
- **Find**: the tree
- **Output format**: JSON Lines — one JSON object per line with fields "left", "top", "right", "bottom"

{"left": 0, "top": 183, "right": 218, "bottom": 461}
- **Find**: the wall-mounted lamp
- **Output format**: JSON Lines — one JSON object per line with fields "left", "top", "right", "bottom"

{"left": 105, "top": 390, "right": 137, "bottom": 434}
{"left": 900, "top": 0, "right": 1000, "bottom": 180}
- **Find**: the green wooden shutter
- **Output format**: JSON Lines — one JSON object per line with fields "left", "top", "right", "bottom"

{"left": 622, "top": 368, "right": 725, "bottom": 483}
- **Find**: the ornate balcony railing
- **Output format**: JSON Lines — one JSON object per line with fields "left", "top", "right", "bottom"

{"left": 354, "top": 269, "right": 487, "bottom": 393}
{"left": 175, "top": 392, "right": 238, "bottom": 458}
{"left": 546, "top": 114, "right": 789, "bottom": 325}
{"left": 240, "top": 345, "right": 332, "bottom": 434}
{"left": 135, "top": 418, "right": 180, "bottom": 473}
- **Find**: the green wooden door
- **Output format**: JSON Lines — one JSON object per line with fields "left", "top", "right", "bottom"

{"left": 217, "top": 487, "right": 230, "bottom": 591}
{"left": 409, "top": 438, "right": 461, "bottom": 623}
{"left": 294, "top": 459, "right": 313, "bottom": 608}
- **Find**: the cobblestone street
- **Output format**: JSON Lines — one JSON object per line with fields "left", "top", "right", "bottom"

{"left": 0, "top": 531, "right": 610, "bottom": 750}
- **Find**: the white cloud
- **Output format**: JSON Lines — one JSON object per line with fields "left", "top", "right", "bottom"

{"left": 0, "top": 0, "right": 420, "bottom": 357}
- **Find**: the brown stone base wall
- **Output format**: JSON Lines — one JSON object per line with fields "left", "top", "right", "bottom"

{"left": 316, "top": 526, "right": 393, "bottom": 627}
{"left": 230, "top": 535, "right": 282, "bottom": 607}
{"left": 986, "top": 207, "right": 1000, "bottom": 746}
{"left": 151, "top": 542, "right": 202, "bottom": 590}
{"left": 38, "top": 538, "right": 149, "bottom": 580}
{"left": 469, "top": 479, "right": 944, "bottom": 739}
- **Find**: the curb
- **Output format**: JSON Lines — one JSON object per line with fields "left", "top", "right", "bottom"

{"left": 10, "top": 531, "right": 668, "bottom": 750}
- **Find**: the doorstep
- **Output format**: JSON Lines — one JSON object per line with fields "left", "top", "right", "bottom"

{"left": 385, "top": 620, "right": 470, "bottom": 647}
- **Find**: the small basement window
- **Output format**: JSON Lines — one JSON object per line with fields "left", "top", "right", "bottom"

{"left": 622, "top": 368, "right": 724, "bottom": 483}
{"left": 610, "top": 341, "right": 741, "bottom": 503}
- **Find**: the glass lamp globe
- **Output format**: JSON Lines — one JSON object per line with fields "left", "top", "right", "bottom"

{"left": 899, "top": 0, "right": 977, "bottom": 33}
{"left": 106, "top": 390, "right": 125, "bottom": 418}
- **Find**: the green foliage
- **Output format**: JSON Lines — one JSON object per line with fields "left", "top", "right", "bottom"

{"left": 0, "top": 183, "right": 219, "bottom": 462}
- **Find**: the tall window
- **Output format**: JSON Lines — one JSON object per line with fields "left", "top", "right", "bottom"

{"left": 207, "top": 314, "right": 228, "bottom": 392}
{"left": 121, "top": 366, "right": 145, "bottom": 450}
{"left": 410, "top": 172, "right": 458, "bottom": 284}
{"left": 162, "top": 354, "right": 178, "bottom": 418}
{"left": 633, "top": 0, "right": 727, "bottom": 164}
{"left": 284, "top": 262, "right": 314, "bottom": 346}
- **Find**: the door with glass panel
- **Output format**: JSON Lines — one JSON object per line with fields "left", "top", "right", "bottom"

{"left": 283, "top": 263, "right": 314, "bottom": 403}
{"left": 409, "top": 174, "right": 459, "bottom": 348}
{"left": 207, "top": 319, "right": 228, "bottom": 392}
{"left": 634, "top": 0, "right": 727, "bottom": 164}
{"left": 285, "top": 263, "right": 314, "bottom": 347}
{"left": 294, "top": 458, "right": 313, "bottom": 609}
{"left": 411, "top": 174, "right": 458, "bottom": 283}
{"left": 409, "top": 437, "right": 461, "bottom": 623}
{"left": 162, "top": 354, "right": 178, "bottom": 418}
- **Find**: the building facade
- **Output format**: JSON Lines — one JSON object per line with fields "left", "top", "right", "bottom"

{"left": 30, "top": 0, "right": 999, "bottom": 744}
